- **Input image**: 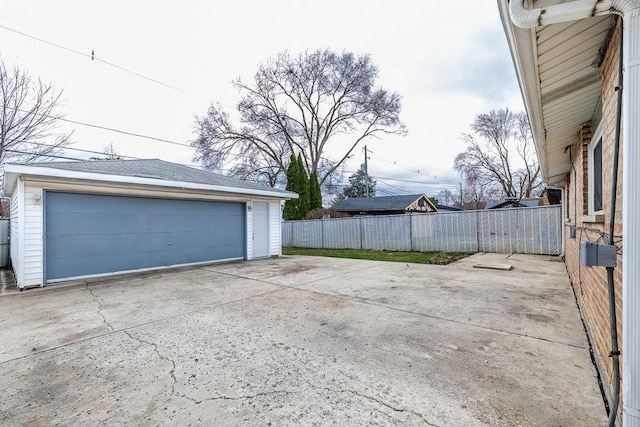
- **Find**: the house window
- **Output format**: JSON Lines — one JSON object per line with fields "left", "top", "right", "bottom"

{"left": 588, "top": 126, "right": 603, "bottom": 214}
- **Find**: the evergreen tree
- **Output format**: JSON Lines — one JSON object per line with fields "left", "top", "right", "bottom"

{"left": 342, "top": 169, "right": 376, "bottom": 198}
{"left": 283, "top": 154, "right": 300, "bottom": 220}
{"left": 309, "top": 171, "right": 323, "bottom": 210}
{"left": 297, "top": 154, "right": 311, "bottom": 217}
{"left": 283, "top": 154, "right": 313, "bottom": 220}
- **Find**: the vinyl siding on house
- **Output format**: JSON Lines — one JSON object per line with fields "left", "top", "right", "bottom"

{"left": 10, "top": 186, "right": 20, "bottom": 280}
{"left": 269, "top": 201, "right": 282, "bottom": 256}
{"left": 246, "top": 201, "right": 254, "bottom": 259}
{"left": 23, "top": 186, "right": 44, "bottom": 286}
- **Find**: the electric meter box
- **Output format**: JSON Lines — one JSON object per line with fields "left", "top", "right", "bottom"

{"left": 580, "top": 241, "right": 617, "bottom": 268}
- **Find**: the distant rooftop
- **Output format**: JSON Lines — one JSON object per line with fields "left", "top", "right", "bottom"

{"left": 485, "top": 198, "right": 544, "bottom": 209}
{"left": 333, "top": 194, "right": 431, "bottom": 211}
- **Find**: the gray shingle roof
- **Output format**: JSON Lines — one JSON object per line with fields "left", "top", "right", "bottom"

{"left": 333, "top": 194, "right": 428, "bottom": 211}
{"left": 16, "top": 159, "right": 293, "bottom": 194}
{"left": 485, "top": 199, "right": 542, "bottom": 209}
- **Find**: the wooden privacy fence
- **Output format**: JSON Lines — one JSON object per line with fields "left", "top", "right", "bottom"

{"left": 282, "top": 205, "right": 563, "bottom": 255}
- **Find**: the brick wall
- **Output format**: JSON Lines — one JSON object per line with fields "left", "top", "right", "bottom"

{"left": 563, "top": 18, "right": 623, "bottom": 418}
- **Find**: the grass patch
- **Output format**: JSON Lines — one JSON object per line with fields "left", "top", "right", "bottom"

{"left": 282, "top": 247, "right": 471, "bottom": 265}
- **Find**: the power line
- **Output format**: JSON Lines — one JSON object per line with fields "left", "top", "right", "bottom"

{"left": 369, "top": 154, "right": 456, "bottom": 185}
{"left": 59, "top": 116, "right": 193, "bottom": 148}
{"left": 7, "top": 106, "right": 193, "bottom": 148}
{"left": 371, "top": 174, "right": 459, "bottom": 187}
{"left": 0, "top": 23, "right": 187, "bottom": 94}
{"left": 24, "top": 141, "right": 140, "bottom": 160}
{"left": 4, "top": 149, "right": 86, "bottom": 161}
{"left": 375, "top": 178, "right": 419, "bottom": 194}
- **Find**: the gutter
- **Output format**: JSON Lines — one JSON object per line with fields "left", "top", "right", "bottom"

{"left": 509, "top": 0, "right": 615, "bottom": 26}
{"left": 507, "top": 1, "right": 640, "bottom": 426}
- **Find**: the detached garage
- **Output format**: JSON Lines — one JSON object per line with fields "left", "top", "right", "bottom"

{"left": 3, "top": 159, "right": 297, "bottom": 289}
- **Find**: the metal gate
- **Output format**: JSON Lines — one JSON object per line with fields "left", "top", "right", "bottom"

{"left": 0, "top": 218, "right": 9, "bottom": 268}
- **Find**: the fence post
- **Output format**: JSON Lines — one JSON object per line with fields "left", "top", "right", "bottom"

{"left": 475, "top": 210, "right": 480, "bottom": 252}
{"left": 409, "top": 214, "right": 414, "bottom": 252}
{"left": 359, "top": 217, "right": 364, "bottom": 250}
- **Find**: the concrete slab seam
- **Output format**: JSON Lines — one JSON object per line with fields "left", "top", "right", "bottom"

{"left": 274, "top": 283, "right": 588, "bottom": 351}
{"left": 202, "top": 261, "right": 387, "bottom": 288}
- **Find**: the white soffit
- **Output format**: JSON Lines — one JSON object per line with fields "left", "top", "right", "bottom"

{"left": 534, "top": 11, "right": 615, "bottom": 182}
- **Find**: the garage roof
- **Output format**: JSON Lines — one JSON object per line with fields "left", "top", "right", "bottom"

{"left": 3, "top": 159, "right": 298, "bottom": 199}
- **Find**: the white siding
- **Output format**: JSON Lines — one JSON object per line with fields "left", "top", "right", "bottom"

{"left": 246, "top": 201, "right": 254, "bottom": 259}
{"left": 269, "top": 201, "right": 282, "bottom": 256}
{"left": 9, "top": 187, "right": 20, "bottom": 282}
{"left": 22, "top": 185, "right": 43, "bottom": 286}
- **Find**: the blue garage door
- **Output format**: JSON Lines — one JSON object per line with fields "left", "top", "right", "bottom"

{"left": 45, "top": 192, "right": 246, "bottom": 281}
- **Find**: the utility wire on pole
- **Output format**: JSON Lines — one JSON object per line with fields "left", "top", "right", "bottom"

{"left": 363, "top": 145, "right": 371, "bottom": 197}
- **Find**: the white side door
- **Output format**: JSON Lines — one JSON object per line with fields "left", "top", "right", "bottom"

{"left": 253, "top": 201, "right": 270, "bottom": 258}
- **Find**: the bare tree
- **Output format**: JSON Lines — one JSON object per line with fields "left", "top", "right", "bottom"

{"left": 89, "top": 142, "right": 123, "bottom": 161}
{"left": 454, "top": 108, "right": 542, "bottom": 200}
{"left": 191, "top": 49, "right": 406, "bottom": 187}
{"left": 437, "top": 189, "right": 458, "bottom": 207}
{"left": 0, "top": 59, "right": 72, "bottom": 164}
{"left": 461, "top": 174, "right": 500, "bottom": 209}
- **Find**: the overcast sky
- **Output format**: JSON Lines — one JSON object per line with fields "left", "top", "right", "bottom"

{"left": 1, "top": 0, "right": 525, "bottom": 198}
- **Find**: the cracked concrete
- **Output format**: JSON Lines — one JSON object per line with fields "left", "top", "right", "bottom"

{"left": 87, "top": 282, "right": 115, "bottom": 332}
{"left": 0, "top": 253, "right": 606, "bottom": 426}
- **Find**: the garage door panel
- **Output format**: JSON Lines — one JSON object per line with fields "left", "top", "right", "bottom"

{"left": 45, "top": 192, "right": 246, "bottom": 281}
{"left": 47, "top": 234, "right": 120, "bottom": 258}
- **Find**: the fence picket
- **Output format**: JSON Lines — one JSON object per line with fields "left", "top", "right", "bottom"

{"left": 282, "top": 205, "right": 562, "bottom": 255}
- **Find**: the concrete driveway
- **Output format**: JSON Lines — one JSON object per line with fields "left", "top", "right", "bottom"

{"left": 0, "top": 253, "right": 606, "bottom": 426}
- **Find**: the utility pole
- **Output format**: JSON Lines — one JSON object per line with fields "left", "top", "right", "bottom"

{"left": 459, "top": 180, "right": 463, "bottom": 207}
{"left": 363, "top": 145, "right": 370, "bottom": 197}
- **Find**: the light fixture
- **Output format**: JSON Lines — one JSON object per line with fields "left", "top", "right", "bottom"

{"left": 32, "top": 194, "right": 41, "bottom": 204}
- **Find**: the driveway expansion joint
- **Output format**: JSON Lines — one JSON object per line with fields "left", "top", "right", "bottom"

{"left": 203, "top": 262, "right": 383, "bottom": 288}
{"left": 272, "top": 284, "right": 587, "bottom": 351}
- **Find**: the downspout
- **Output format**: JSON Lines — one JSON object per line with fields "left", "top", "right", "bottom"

{"left": 622, "top": 6, "right": 640, "bottom": 427}
{"left": 509, "top": 1, "right": 640, "bottom": 426}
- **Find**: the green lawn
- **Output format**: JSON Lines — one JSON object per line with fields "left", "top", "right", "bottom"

{"left": 282, "top": 247, "right": 471, "bottom": 265}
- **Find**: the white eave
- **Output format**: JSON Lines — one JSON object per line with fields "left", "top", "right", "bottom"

{"left": 497, "top": 0, "right": 615, "bottom": 185}
{"left": 2, "top": 164, "right": 298, "bottom": 200}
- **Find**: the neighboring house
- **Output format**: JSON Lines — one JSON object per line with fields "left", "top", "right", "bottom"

{"left": 332, "top": 194, "right": 438, "bottom": 216}
{"left": 435, "top": 204, "right": 464, "bottom": 213}
{"left": 485, "top": 198, "right": 544, "bottom": 209}
{"left": 498, "top": 1, "right": 639, "bottom": 424}
{"left": 3, "top": 159, "right": 297, "bottom": 289}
